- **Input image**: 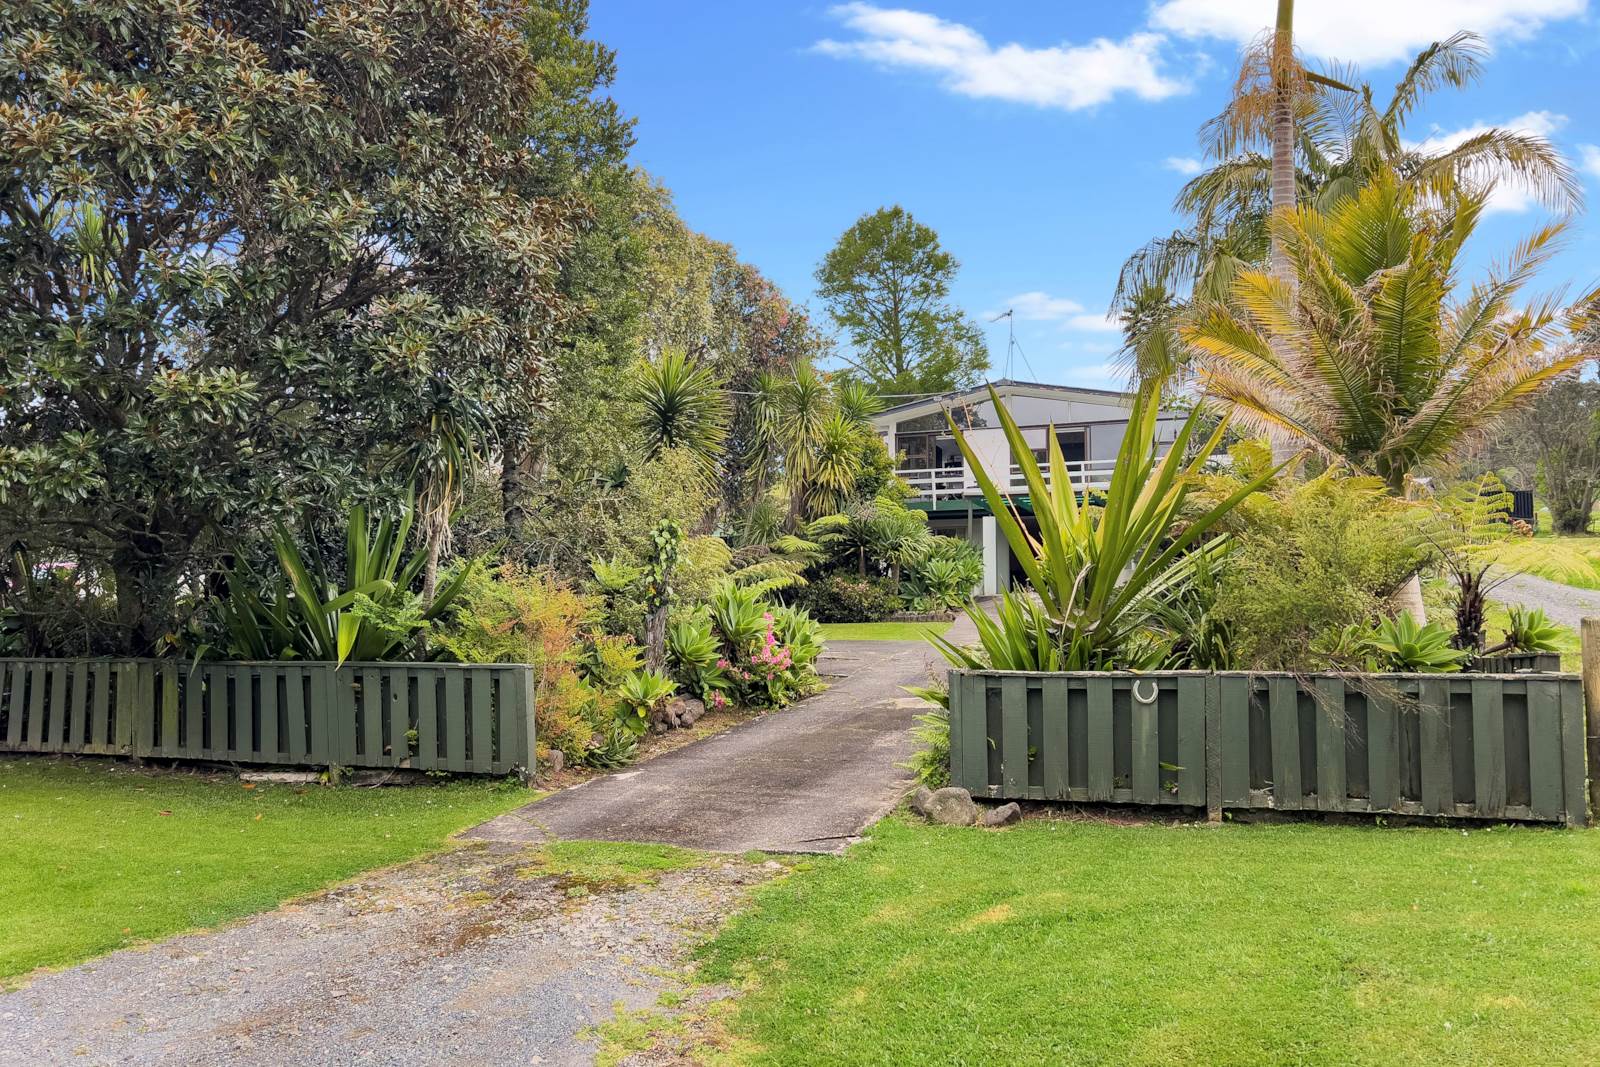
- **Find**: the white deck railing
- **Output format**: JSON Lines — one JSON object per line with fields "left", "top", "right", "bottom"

{"left": 897, "top": 459, "right": 1118, "bottom": 502}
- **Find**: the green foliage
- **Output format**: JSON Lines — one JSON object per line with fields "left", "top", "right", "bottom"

{"left": 793, "top": 575, "right": 901, "bottom": 623}
{"left": 1501, "top": 376, "right": 1600, "bottom": 535}
{"left": 933, "top": 590, "right": 1062, "bottom": 672}
{"left": 629, "top": 349, "right": 730, "bottom": 477}
{"left": 1360, "top": 615, "right": 1471, "bottom": 673}
{"left": 582, "top": 634, "right": 645, "bottom": 692}
{"left": 431, "top": 563, "right": 609, "bottom": 767}
{"left": 666, "top": 611, "right": 732, "bottom": 705}
{"left": 614, "top": 668, "right": 677, "bottom": 735}
{"left": 1425, "top": 474, "right": 1515, "bottom": 651}
{"left": 902, "top": 680, "right": 951, "bottom": 788}
{"left": 950, "top": 384, "right": 1276, "bottom": 670}
{"left": 902, "top": 537, "right": 983, "bottom": 613}
{"left": 708, "top": 583, "right": 770, "bottom": 652}
{"left": 1213, "top": 474, "right": 1426, "bottom": 670}
{"left": 219, "top": 501, "right": 469, "bottom": 666}
{"left": 1183, "top": 173, "right": 1593, "bottom": 491}
{"left": 1496, "top": 606, "right": 1564, "bottom": 655}
{"left": 0, "top": 0, "right": 587, "bottom": 652}
{"left": 815, "top": 205, "right": 989, "bottom": 395}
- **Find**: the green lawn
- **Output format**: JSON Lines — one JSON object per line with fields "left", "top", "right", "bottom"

{"left": 1478, "top": 534, "right": 1600, "bottom": 590}
{"left": 820, "top": 621, "right": 951, "bottom": 641}
{"left": 702, "top": 816, "right": 1600, "bottom": 1066}
{"left": 0, "top": 758, "right": 533, "bottom": 981}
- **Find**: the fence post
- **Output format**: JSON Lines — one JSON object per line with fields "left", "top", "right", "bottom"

{"left": 517, "top": 665, "right": 538, "bottom": 785}
{"left": 1583, "top": 617, "right": 1600, "bottom": 823}
{"left": 1204, "top": 674, "right": 1222, "bottom": 823}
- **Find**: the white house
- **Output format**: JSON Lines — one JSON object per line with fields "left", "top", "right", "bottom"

{"left": 872, "top": 379, "right": 1184, "bottom": 596}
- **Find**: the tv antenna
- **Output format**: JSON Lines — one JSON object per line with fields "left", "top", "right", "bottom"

{"left": 989, "top": 309, "right": 1035, "bottom": 380}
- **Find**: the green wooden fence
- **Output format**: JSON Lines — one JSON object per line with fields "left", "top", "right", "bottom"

{"left": 949, "top": 669, "right": 1587, "bottom": 826}
{"left": 0, "top": 660, "right": 536, "bottom": 776}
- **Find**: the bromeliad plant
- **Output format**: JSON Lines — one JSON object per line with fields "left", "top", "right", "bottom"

{"left": 942, "top": 384, "right": 1279, "bottom": 670}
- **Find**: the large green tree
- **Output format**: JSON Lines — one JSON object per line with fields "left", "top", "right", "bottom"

{"left": 815, "top": 206, "right": 988, "bottom": 396}
{"left": 0, "top": 0, "right": 585, "bottom": 652}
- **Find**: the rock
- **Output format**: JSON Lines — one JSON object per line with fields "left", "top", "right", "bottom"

{"left": 924, "top": 787, "right": 979, "bottom": 826}
{"left": 981, "top": 802, "right": 1022, "bottom": 828}
{"left": 908, "top": 786, "right": 935, "bottom": 817}
{"left": 545, "top": 749, "right": 565, "bottom": 774}
{"left": 661, "top": 697, "right": 706, "bottom": 730}
{"left": 240, "top": 770, "right": 320, "bottom": 785}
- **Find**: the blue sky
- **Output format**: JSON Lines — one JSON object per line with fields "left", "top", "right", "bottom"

{"left": 587, "top": 1, "right": 1600, "bottom": 388}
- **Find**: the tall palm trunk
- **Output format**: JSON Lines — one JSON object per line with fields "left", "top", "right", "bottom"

{"left": 1268, "top": 0, "right": 1296, "bottom": 284}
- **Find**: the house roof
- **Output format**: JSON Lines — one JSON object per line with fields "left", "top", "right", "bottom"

{"left": 871, "top": 378, "right": 1135, "bottom": 425}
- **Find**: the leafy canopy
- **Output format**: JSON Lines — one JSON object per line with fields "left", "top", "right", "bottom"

{"left": 815, "top": 206, "right": 988, "bottom": 396}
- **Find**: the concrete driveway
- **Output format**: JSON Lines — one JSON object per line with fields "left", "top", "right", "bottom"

{"left": 465, "top": 635, "right": 952, "bottom": 854}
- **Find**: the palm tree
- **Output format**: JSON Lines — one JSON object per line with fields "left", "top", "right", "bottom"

{"left": 629, "top": 347, "right": 730, "bottom": 476}
{"left": 1181, "top": 173, "right": 1595, "bottom": 491}
{"left": 1116, "top": 30, "right": 1579, "bottom": 385}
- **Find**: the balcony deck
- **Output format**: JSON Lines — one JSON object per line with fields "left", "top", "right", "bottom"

{"left": 897, "top": 459, "right": 1117, "bottom": 503}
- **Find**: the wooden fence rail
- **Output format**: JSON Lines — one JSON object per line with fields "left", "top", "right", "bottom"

{"left": 0, "top": 659, "right": 536, "bottom": 777}
{"left": 949, "top": 669, "right": 1587, "bottom": 826}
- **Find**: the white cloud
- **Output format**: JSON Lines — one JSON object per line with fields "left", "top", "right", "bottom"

{"left": 991, "top": 293, "right": 1121, "bottom": 334}
{"left": 1577, "top": 144, "right": 1600, "bottom": 179}
{"left": 1164, "top": 155, "right": 1204, "bottom": 175}
{"left": 1150, "top": 0, "right": 1586, "bottom": 66}
{"left": 999, "top": 291, "right": 1085, "bottom": 320}
{"left": 1407, "top": 111, "right": 1569, "bottom": 214}
{"left": 1066, "top": 313, "right": 1121, "bottom": 333}
{"left": 814, "top": 4, "right": 1189, "bottom": 110}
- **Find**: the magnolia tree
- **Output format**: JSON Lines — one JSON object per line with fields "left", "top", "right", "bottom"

{"left": 0, "top": 0, "right": 585, "bottom": 652}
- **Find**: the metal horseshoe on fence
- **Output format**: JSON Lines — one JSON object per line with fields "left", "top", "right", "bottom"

{"left": 1132, "top": 679, "right": 1159, "bottom": 705}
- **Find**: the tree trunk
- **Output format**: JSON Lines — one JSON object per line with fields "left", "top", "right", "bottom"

{"left": 1390, "top": 573, "right": 1428, "bottom": 625}
{"left": 111, "top": 557, "right": 174, "bottom": 657}
{"left": 500, "top": 440, "right": 537, "bottom": 542}
{"left": 1268, "top": 0, "right": 1297, "bottom": 285}
{"left": 644, "top": 605, "right": 668, "bottom": 672}
{"left": 422, "top": 534, "right": 441, "bottom": 603}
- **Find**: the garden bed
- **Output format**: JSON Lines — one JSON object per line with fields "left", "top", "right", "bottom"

{"left": 948, "top": 669, "right": 1587, "bottom": 825}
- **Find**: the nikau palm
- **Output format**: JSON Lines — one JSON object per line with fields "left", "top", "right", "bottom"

{"left": 1182, "top": 174, "right": 1596, "bottom": 491}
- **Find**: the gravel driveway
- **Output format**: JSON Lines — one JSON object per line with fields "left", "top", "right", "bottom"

{"left": 1489, "top": 571, "right": 1600, "bottom": 632}
{"left": 0, "top": 840, "right": 780, "bottom": 1066}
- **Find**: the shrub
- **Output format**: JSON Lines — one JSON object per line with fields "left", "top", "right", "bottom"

{"left": 432, "top": 564, "right": 604, "bottom": 766}
{"left": 902, "top": 679, "right": 950, "bottom": 788}
{"left": 1319, "top": 615, "right": 1470, "bottom": 673}
{"left": 1212, "top": 474, "right": 1426, "bottom": 670}
{"left": 701, "top": 584, "right": 823, "bottom": 710}
{"left": 666, "top": 611, "right": 732, "bottom": 706}
{"left": 614, "top": 668, "right": 677, "bottom": 735}
{"left": 793, "top": 574, "right": 900, "bottom": 622}
{"left": 903, "top": 536, "right": 982, "bottom": 613}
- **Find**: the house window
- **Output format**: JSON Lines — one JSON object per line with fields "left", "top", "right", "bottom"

{"left": 1031, "top": 427, "right": 1087, "bottom": 465}
{"left": 897, "top": 432, "right": 963, "bottom": 470}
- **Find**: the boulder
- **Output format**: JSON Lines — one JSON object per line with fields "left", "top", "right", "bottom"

{"left": 981, "top": 802, "right": 1022, "bottom": 828}
{"left": 924, "top": 787, "right": 979, "bottom": 826}
{"left": 908, "top": 786, "right": 935, "bottom": 817}
{"left": 675, "top": 697, "right": 706, "bottom": 727}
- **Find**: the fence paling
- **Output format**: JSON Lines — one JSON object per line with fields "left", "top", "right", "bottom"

{"left": 0, "top": 659, "right": 535, "bottom": 776}
{"left": 949, "top": 670, "right": 1587, "bottom": 826}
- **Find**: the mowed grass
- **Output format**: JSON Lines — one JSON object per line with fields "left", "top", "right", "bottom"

{"left": 702, "top": 816, "right": 1600, "bottom": 1067}
{"left": 0, "top": 758, "right": 533, "bottom": 981}
{"left": 820, "top": 621, "right": 951, "bottom": 642}
{"left": 1478, "top": 534, "right": 1600, "bottom": 590}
